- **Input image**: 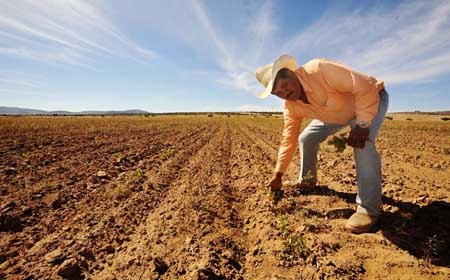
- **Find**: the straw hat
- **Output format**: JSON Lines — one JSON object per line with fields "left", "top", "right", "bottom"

{"left": 255, "top": 54, "right": 297, "bottom": 99}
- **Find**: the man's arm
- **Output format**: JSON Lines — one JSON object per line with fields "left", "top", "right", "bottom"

{"left": 269, "top": 106, "right": 302, "bottom": 190}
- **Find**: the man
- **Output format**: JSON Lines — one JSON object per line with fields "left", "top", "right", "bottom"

{"left": 255, "top": 55, "right": 389, "bottom": 234}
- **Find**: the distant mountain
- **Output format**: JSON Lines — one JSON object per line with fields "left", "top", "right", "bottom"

{"left": 391, "top": 110, "right": 450, "bottom": 115}
{"left": 0, "top": 106, "right": 149, "bottom": 115}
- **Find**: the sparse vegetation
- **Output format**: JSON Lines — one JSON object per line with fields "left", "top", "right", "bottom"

{"left": 277, "top": 215, "right": 309, "bottom": 259}
{"left": 327, "top": 135, "right": 347, "bottom": 152}
{"left": 114, "top": 168, "right": 143, "bottom": 199}
{"left": 269, "top": 189, "right": 284, "bottom": 204}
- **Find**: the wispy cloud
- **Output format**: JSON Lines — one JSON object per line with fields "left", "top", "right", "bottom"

{"left": 282, "top": 0, "right": 450, "bottom": 85}
{"left": 0, "top": 0, "right": 157, "bottom": 69}
{"left": 190, "top": 0, "right": 278, "bottom": 94}
{"left": 76, "top": 0, "right": 278, "bottom": 95}
{"left": 0, "top": 70, "right": 46, "bottom": 96}
{"left": 2, "top": 0, "right": 449, "bottom": 105}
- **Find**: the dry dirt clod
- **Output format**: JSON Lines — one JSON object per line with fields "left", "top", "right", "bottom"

{"left": 44, "top": 248, "right": 65, "bottom": 264}
{"left": 57, "top": 258, "right": 83, "bottom": 279}
{"left": 252, "top": 245, "right": 261, "bottom": 256}
{"left": 78, "top": 248, "right": 95, "bottom": 261}
{"left": 1, "top": 201, "right": 17, "bottom": 213}
{"left": 191, "top": 267, "right": 222, "bottom": 280}
{"left": 51, "top": 198, "right": 62, "bottom": 209}
{"left": 153, "top": 257, "right": 169, "bottom": 275}
{"left": 96, "top": 170, "right": 107, "bottom": 178}
{"left": 0, "top": 214, "right": 22, "bottom": 232}
{"left": 4, "top": 167, "right": 17, "bottom": 176}
{"left": 103, "top": 244, "right": 115, "bottom": 254}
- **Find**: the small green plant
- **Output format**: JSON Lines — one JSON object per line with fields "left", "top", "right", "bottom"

{"left": 115, "top": 183, "right": 132, "bottom": 199}
{"left": 282, "top": 233, "right": 307, "bottom": 256}
{"left": 111, "top": 152, "right": 122, "bottom": 162}
{"left": 269, "top": 189, "right": 284, "bottom": 204}
{"left": 126, "top": 168, "right": 142, "bottom": 184}
{"left": 278, "top": 215, "right": 289, "bottom": 237}
{"left": 327, "top": 135, "right": 347, "bottom": 152}
{"left": 277, "top": 215, "right": 308, "bottom": 259}
{"left": 160, "top": 146, "right": 176, "bottom": 159}
{"left": 114, "top": 168, "right": 143, "bottom": 199}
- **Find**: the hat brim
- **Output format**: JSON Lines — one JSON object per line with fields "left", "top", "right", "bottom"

{"left": 257, "top": 79, "right": 273, "bottom": 99}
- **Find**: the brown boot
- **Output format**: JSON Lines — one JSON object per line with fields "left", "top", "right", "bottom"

{"left": 299, "top": 180, "right": 316, "bottom": 189}
{"left": 294, "top": 180, "right": 316, "bottom": 193}
{"left": 345, "top": 212, "right": 378, "bottom": 234}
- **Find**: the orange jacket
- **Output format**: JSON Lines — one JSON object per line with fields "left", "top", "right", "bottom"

{"left": 275, "top": 58, "right": 384, "bottom": 173}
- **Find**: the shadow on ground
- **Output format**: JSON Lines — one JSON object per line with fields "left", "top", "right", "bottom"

{"left": 293, "top": 185, "right": 450, "bottom": 267}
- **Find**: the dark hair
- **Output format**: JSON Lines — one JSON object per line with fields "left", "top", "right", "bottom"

{"left": 272, "top": 68, "right": 291, "bottom": 91}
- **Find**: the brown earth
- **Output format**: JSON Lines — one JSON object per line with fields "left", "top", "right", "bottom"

{"left": 0, "top": 115, "right": 449, "bottom": 280}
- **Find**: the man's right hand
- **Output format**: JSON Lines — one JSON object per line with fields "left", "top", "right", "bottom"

{"left": 268, "top": 172, "right": 283, "bottom": 191}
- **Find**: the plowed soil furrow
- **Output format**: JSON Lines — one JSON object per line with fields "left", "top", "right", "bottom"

{"left": 0, "top": 125, "right": 189, "bottom": 245}
{"left": 68, "top": 123, "right": 222, "bottom": 277}
{"left": 247, "top": 119, "right": 343, "bottom": 183}
{"left": 1, "top": 116, "right": 449, "bottom": 280}
{"left": 231, "top": 122, "right": 308, "bottom": 279}
{"left": 92, "top": 121, "right": 243, "bottom": 279}
{"left": 0, "top": 124, "right": 167, "bottom": 172}
{"left": 232, "top": 121, "right": 298, "bottom": 185}
{"left": 1, "top": 122, "right": 220, "bottom": 279}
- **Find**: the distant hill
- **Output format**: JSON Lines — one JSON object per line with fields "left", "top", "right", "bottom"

{"left": 391, "top": 110, "right": 450, "bottom": 115}
{"left": 0, "top": 106, "right": 149, "bottom": 116}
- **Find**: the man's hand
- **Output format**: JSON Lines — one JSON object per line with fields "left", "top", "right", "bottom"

{"left": 268, "top": 172, "right": 283, "bottom": 191}
{"left": 347, "top": 125, "right": 370, "bottom": 148}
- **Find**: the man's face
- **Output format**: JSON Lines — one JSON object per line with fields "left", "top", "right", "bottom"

{"left": 271, "top": 70, "right": 302, "bottom": 100}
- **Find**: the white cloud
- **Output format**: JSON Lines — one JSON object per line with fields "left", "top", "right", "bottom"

{"left": 282, "top": 0, "right": 450, "bottom": 85}
{"left": 0, "top": 70, "right": 46, "bottom": 96}
{"left": 0, "top": 0, "right": 157, "bottom": 68}
{"left": 193, "top": 0, "right": 277, "bottom": 95}
{"left": 117, "top": 0, "right": 276, "bottom": 95}
{"left": 3, "top": 0, "right": 449, "bottom": 104}
{"left": 217, "top": 72, "right": 259, "bottom": 93}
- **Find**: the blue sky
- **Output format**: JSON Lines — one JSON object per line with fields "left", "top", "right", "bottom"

{"left": 1, "top": 0, "right": 450, "bottom": 112}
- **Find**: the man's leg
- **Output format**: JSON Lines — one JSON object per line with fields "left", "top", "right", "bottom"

{"left": 299, "top": 119, "right": 345, "bottom": 185}
{"left": 352, "top": 90, "right": 389, "bottom": 217}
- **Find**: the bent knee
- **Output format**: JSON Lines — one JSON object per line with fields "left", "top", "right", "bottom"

{"left": 299, "top": 131, "right": 324, "bottom": 145}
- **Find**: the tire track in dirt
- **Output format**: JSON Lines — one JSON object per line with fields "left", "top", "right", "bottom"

{"left": 2, "top": 122, "right": 220, "bottom": 279}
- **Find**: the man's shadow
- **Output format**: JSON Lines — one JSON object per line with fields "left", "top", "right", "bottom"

{"left": 294, "top": 185, "right": 450, "bottom": 267}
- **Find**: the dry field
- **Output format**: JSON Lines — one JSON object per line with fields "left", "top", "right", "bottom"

{"left": 0, "top": 115, "right": 449, "bottom": 280}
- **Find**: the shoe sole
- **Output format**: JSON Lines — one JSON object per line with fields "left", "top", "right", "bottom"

{"left": 345, "top": 223, "right": 376, "bottom": 234}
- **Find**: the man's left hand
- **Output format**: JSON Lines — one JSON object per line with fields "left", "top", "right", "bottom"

{"left": 347, "top": 125, "right": 370, "bottom": 148}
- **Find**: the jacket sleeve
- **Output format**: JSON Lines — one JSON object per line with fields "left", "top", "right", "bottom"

{"left": 319, "top": 60, "right": 380, "bottom": 125}
{"left": 275, "top": 103, "right": 302, "bottom": 174}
